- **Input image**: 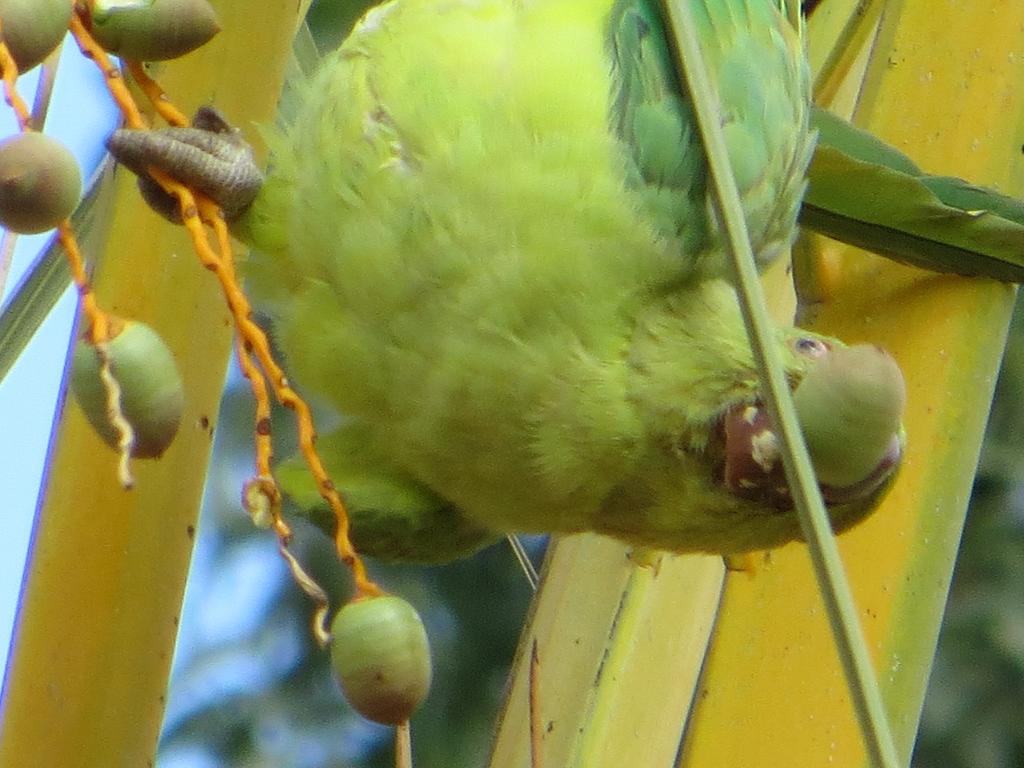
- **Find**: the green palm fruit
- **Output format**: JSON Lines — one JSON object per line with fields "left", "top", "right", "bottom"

{"left": 329, "top": 595, "right": 432, "bottom": 725}
{"left": 0, "top": 132, "right": 81, "bottom": 234}
{"left": 88, "top": 0, "right": 220, "bottom": 61}
{"left": 71, "top": 319, "right": 185, "bottom": 459}
{"left": 0, "top": 0, "right": 72, "bottom": 72}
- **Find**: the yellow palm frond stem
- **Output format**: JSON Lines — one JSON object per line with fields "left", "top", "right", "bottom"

{"left": 679, "top": 2, "right": 1022, "bottom": 766}
{"left": 0, "top": 4, "right": 300, "bottom": 767}
{"left": 491, "top": 535, "right": 726, "bottom": 768}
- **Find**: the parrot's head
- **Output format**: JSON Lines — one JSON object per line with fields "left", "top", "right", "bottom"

{"left": 716, "top": 330, "right": 906, "bottom": 526}
{"left": 617, "top": 280, "right": 906, "bottom": 553}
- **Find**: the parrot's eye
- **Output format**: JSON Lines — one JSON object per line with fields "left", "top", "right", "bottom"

{"left": 792, "top": 337, "right": 830, "bottom": 358}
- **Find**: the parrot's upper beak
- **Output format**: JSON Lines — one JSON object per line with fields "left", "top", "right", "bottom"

{"left": 718, "top": 399, "right": 904, "bottom": 510}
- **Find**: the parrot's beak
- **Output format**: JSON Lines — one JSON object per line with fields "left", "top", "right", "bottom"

{"left": 719, "top": 342, "right": 906, "bottom": 512}
{"left": 719, "top": 400, "right": 904, "bottom": 510}
{"left": 817, "top": 432, "right": 902, "bottom": 505}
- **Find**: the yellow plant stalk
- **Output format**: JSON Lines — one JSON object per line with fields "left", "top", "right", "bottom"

{"left": 0, "top": 3, "right": 300, "bottom": 766}
{"left": 494, "top": 2, "right": 1021, "bottom": 767}
{"left": 680, "top": 1, "right": 1022, "bottom": 765}
{"left": 491, "top": 536, "right": 725, "bottom": 768}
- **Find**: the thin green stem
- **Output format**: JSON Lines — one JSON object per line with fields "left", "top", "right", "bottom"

{"left": 660, "top": 3, "right": 899, "bottom": 767}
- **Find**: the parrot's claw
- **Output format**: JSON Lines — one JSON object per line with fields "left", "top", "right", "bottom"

{"left": 105, "top": 106, "right": 263, "bottom": 222}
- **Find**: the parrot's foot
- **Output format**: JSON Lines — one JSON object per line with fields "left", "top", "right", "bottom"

{"left": 627, "top": 546, "right": 664, "bottom": 574}
{"left": 105, "top": 106, "right": 263, "bottom": 222}
{"left": 723, "top": 552, "right": 767, "bottom": 576}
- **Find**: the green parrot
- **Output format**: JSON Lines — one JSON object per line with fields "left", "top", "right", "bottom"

{"left": 106, "top": 0, "right": 905, "bottom": 562}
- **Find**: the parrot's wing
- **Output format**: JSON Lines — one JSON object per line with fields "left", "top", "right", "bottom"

{"left": 608, "top": 0, "right": 706, "bottom": 252}
{"left": 609, "top": 0, "right": 815, "bottom": 273}
{"left": 279, "top": 421, "right": 499, "bottom": 564}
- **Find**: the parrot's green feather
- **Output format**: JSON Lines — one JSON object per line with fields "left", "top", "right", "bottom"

{"left": 608, "top": 0, "right": 814, "bottom": 273}
{"left": 241, "top": 0, "right": 894, "bottom": 561}
{"left": 609, "top": 0, "right": 706, "bottom": 249}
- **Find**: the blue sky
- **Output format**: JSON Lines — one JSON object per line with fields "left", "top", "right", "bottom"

{"left": 0, "top": 41, "right": 118, "bottom": 680}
